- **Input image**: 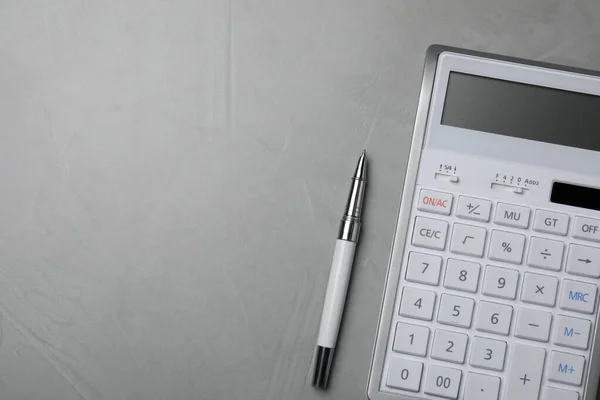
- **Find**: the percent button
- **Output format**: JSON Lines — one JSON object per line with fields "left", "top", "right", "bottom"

{"left": 489, "top": 230, "right": 526, "bottom": 264}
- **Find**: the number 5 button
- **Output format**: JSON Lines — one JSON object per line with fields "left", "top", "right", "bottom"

{"left": 469, "top": 336, "right": 507, "bottom": 371}
{"left": 437, "top": 294, "right": 475, "bottom": 328}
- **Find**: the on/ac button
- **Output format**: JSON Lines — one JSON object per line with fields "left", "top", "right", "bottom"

{"left": 417, "top": 189, "right": 453, "bottom": 216}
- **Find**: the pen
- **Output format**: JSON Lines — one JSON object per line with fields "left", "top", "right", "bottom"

{"left": 311, "top": 150, "right": 367, "bottom": 389}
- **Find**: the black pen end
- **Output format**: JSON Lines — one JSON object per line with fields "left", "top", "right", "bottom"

{"left": 311, "top": 345, "right": 335, "bottom": 389}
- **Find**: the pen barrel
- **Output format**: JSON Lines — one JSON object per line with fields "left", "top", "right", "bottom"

{"left": 316, "top": 239, "right": 356, "bottom": 348}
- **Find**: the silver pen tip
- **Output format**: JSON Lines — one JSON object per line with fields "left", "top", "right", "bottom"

{"left": 354, "top": 150, "right": 367, "bottom": 181}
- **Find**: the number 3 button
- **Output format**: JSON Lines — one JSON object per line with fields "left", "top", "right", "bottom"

{"left": 469, "top": 336, "right": 507, "bottom": 371}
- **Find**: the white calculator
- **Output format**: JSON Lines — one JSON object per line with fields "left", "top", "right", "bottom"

{"left": 367, "top": 45, "right": 600, "bottom": 400}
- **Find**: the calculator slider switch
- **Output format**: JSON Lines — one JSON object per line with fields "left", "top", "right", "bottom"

{"left": 491, "top": 182, "right": 527, "bottom": 194}
{"left": 434, "top": 172, "right": 459, "bottom": 183}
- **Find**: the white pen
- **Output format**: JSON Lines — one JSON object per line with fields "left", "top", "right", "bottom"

{"left": 312, "top": 150, "right": 367, "bottom": 389}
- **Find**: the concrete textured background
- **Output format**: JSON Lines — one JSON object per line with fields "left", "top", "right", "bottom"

{"left": 0, "top": 1, "right": 600, "bottom": 399}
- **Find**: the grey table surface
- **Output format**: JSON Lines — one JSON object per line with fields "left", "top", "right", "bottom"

{"left": 1, "top": 1, "right": 600, "bottom": 399}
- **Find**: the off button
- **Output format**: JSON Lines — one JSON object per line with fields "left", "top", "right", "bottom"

{"left": 572, "top": 216, "right": 600, "bottom": 243}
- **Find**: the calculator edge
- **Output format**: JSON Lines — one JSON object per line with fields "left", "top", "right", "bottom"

{"left": 366, "top": 44, "right": 600, "bottom": 400}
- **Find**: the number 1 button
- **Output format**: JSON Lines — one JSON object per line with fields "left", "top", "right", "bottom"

{"left": 393, "top": 322, "right": 430, "bottom": 356}
{"left": 424, "top": 364, "right": 462, "bottom": 399}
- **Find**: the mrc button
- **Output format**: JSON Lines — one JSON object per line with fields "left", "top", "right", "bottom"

{"left": 559, "top": 279, "right": 597, "bottom": 314}
{"left": 417, "top": 189, "right": 452, "bottom": 216}
{"left": 572, "top": 216, "right": 600, "bottom": 243}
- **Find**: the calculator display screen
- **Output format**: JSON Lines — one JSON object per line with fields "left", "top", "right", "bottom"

{"left": 441, "top": 72, "right": 600, "bottom": 152}
{"left": 551, "top": 181, "right": 600, "bottom": 211}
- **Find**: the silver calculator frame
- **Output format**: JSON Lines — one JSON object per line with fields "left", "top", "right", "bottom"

{"left": 366, "top": 44, "right": 600, "bottom": 400}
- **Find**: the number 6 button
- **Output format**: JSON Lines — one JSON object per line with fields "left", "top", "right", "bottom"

{"left": 476, "top": 301, "right": 513, "bottom": 335}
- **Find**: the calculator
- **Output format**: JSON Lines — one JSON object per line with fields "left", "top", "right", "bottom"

{"left": 367, "top": 45, "right": 600, "bottom": 400}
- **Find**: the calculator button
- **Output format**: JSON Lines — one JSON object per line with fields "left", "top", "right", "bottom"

{"left": 393, "top": 322, "right": 430, "bottom": 356}
{"left": 514, "top": 307, "right": 552, "bottom": 342}
{"left": 572, "top": 216, "right": 600, "bottom": 243}
{"left": 386, "top": 357, "right": 423, "bottom": 392}
{"left": 521, "top": 272, "right": 558, "bottom": 307}
{"left": 554, "top": 315, "right": 591, "bottom": 350}
{"left": 424, "top": 364, "right": 462, "bottom": 399}
{"left": 475, "top": 301, "right": 512, "bottom": 335}
{"left": 464, "top": 373, "right": 500, "bottom": 400}
{"left": 449, "top": 223, "right": 486, "bottom": 257}
{"left": 399, "top": 287, "right": 436, "bottom": 321}
{"left": 456, "top": 196, "right": 491, "bottom": 222}
{"left": 548, "top": 351, "right": 585, "bottom": 386}
{"left": 545, "top": 387, "right": 580, "bottom": 400}
{"left": 488, "top": 230, "right": 525, "bottom": 264}
{"left": 431, "top": 329, "right": 468, "bottom": 364}
{"left": 482, "top": 265, "right": 519, "bottom": 300}
{"left": 405, "top": 252, "right": 443, "bottom": 285}
{"left": 437, "top": 294, "right": 474, "bottom": 328}
{"left": 559, "top": 279, "right": 597, "bottom": 314}
{"left": 505, "top": 344, "right": 545, "bottom": 400}
{"left": 494, "top": 202, "right": 530, "bottom": 229}
{"left": 417, "top": 189, "right": 453, "bottom": 215}
{"left": 533, "top": 209, "right": 569, "bottom": 236}
{"left": 526, "top": 237, "right": 564, "bottom": 271}
{"left": 469, "top": 336, "right": 506, "bottom": 371}
{"left": 443, "top": 259, "right": 480, "bottom": 293}
{"left": 412, "top": 217, "right": 448, "bottom": 250}
{"left": 566, "top": 244, "right": 600, "bottom": 278}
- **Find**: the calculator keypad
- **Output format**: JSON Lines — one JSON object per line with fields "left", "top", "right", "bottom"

{"left": 386, "top": 188, "right": 599, "bottom": 399}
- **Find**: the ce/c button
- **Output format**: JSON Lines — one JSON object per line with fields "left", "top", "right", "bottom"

{"left": 412, "top": 217, "right": 449, "bottom": 251}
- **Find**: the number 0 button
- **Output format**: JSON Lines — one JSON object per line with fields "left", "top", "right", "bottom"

{"left": 386, "top": 357, "right": 423, "bottom": 392}
{"left": 424, "top": 364, "right": 462, "bottom": 399}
